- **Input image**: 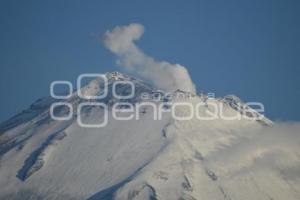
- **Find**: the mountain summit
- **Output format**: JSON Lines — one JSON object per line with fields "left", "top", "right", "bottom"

{"left": 0, "top": 72, "right": 299, "bottom": 200}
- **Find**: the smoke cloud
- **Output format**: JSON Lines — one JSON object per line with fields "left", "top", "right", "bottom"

{"left": 103, "top": 23, "right": 196, "bottom": 93}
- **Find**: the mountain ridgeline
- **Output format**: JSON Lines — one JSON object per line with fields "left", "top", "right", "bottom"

{"left": 1, "top": 72, "right": 299, "bottom": 200}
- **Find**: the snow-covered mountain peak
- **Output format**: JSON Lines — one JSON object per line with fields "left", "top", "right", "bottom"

{"left": 106, "top": 71, "right": 128, "bottom": 81}
{"left": 0, "top": 72, "right": 298, "bottom": 200}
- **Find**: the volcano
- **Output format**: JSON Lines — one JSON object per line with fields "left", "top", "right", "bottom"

{"left": 0, "top": 72, "right": 299, "bottom": 200}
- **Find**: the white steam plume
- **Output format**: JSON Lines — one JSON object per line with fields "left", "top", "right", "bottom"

{"left": 103, "top": 23, "right": 196, "bottom": 93}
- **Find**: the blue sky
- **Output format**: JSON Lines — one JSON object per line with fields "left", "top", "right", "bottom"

{"left": 0, "top": 0, "right": 299, "bottom": 122}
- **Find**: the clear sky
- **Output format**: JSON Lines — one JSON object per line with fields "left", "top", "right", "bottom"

{"left": 0, "top": 0, "right": 299, "bottom": 122}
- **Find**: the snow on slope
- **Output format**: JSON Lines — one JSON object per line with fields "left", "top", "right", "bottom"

{"left": 0, "top": 72, "right": 299, "bottom": 200}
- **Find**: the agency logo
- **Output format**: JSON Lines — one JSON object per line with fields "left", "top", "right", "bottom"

{"left": 50, "top": 73, "right": 266, "bottom": 128}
